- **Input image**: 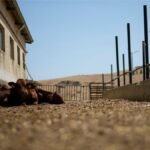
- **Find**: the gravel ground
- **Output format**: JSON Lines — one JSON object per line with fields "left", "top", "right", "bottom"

{"left": 0, "top": 99, "right": 150, "bottom": 150}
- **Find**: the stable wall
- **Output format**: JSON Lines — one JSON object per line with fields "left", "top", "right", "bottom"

{"left": 103, "top": 80, "right": 150, "bottom": 101}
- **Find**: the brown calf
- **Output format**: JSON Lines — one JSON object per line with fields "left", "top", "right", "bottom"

{"left": 37, "top": 88, "right": 64, "bottom": 104}
{"left": 0, "top": 79, "right": 64, "bottom": 106}
{"left": 8, "top": 79, "right": 38, "bottom": 106}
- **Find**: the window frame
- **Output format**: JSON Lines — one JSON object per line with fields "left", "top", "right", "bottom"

{"left": 0, "top": 24, "right": 5, "bottom": 52}
{"left": 22, "top": 52, "right": 25, "bottom": 69}
{"left": 17, "top": 46, "right": 20, "bottom": 65}
{"left": 10, "top": 36, "right": 14, "bottom": 60}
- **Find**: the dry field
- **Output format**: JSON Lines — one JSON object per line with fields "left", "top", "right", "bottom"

{"left": 39, "top": 73, "right": 143, "bottom": 86}
{"left": 0, "top": 99, "right": 150, "bottom": 150}
{"left": 39, "top": 74, "right": 108, "bottom": 85}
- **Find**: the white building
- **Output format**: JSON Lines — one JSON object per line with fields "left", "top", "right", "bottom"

{"left": 0, "top": 0, "right": 33, "bottom": 83}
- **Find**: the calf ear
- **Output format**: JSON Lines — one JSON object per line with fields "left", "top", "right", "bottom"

{"left": 8, "top": 82, "right": 16, "bottom": 88}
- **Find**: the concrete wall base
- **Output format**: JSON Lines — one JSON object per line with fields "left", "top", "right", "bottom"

{"left": 103, "top": 80, "right": 150, "bottom": 101}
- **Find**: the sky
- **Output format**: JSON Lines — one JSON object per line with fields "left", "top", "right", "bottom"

{"left": 17, "top": 0, "right": 150, "bottom": 80}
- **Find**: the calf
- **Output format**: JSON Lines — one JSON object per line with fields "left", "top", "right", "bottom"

{"left": 0, "top": 79, "right": 64, "bottom": 106}
{"left": 8, "top": 79, "right": 28, "bottom": 106}
{"left": 8, "top": 79, "right": 38, "bottom": 106}
{"left": 51, "top": 92, "right": 65, "bottom": 104}
{"left": 37, "top": 88, "right": 64, "bottom": 104}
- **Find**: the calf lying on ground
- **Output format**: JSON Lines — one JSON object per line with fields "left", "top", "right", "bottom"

{"left": 0, "top": 79, "right": 64, "bottom": 106}
{"left": 37, "top": 88, "right": 64, "bottom": 104}
{"left": 8, "top": 79, "right": 39, "bottom": 106}
{"left": 8, "top": 79, "right": 29, "bottom": 106}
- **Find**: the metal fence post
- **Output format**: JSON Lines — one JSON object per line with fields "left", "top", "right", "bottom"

{"left": 111, "top": 64, "right": 113, "bottom": 88}
{"left": 102, "top": 74, "right": 105, "bottom": 92}
{"left": 122, "top": 54, "right": 126, "bottom": 85}
{"left": 142, "top": 41, "right": 146, "bottom": 81}
{"left": 143, "top": 5, "right": 149, "bottom": 79}
{"left": 127, "top": 23, "right": 132, "bottom": 84}
{"left": 115, "top": 36, "right": 120, "bottom": 87}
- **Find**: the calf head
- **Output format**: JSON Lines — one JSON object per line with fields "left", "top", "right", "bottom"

{"left": 26, "top": 83, "right": 38, "bottom": 105}
{"left": 8, "top": 79, "right": 28, "bottom": 106}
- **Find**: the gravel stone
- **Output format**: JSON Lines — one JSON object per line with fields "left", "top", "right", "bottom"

{"left": 0, "top": 99, "right": 150, "bottom": 150}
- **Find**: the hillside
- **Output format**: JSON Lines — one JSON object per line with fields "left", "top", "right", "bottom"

{"left": 39, "top": 73, "right": 143, "bottom": 86}
{"left": 39, "top": 74, "right": 114, "bottom": 85}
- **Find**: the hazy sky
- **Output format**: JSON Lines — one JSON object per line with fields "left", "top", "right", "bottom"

{"left": 17, "top": 0, "right": 150, "bottom": 80}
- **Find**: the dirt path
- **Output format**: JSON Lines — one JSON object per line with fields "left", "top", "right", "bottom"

{"left": 0, "top": 99, "right": 150, "bottom": 150}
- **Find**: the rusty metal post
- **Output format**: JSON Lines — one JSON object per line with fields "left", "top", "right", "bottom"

{"left": 143, "top": 5, "right": 149, "bottom": 79}
{"left": 122, "top": 54, "right": 126, "bottom": 85}
{"left": 111, "top": 64, "right": 113, "bottom": 87}
{"left": 142, "top": 41, "right": 146, "bottom": 81}
{"left": 115, "top": 36, "right": 120, "bottom": 87}
{"left": 127, "top": 23, "right": 132, "bottom": 84}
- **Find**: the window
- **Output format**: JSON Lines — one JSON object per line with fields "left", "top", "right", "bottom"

{"left": 17, "top": 46, "right": 20, "bottom": 65}
{"left": 10, "top": 37, "right": 14, "bottom": 60}
{"left": 0, "top": 24, "right": 5, "bottom": 51}
{"left": 22, "top": 53, "right": 25, "bottom": 69}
